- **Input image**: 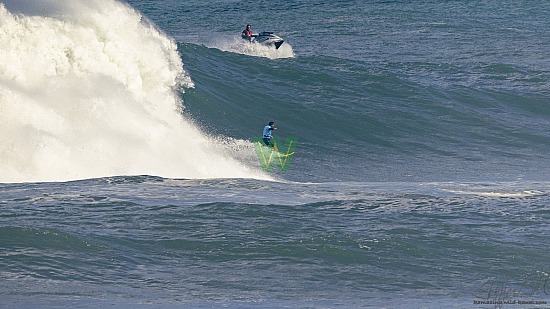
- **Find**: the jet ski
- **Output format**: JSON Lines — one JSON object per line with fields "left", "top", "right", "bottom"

{"left": 253, "top": 32, "right": 285, "bottom": 49}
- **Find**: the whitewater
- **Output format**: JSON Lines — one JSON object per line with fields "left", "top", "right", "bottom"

{"left": 0, "top": 0, "right": 265, "bottom": 183}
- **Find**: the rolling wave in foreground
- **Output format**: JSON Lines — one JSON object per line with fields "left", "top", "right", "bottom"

{"left": 0, "top": 0, "right": 263, "bottom": 183}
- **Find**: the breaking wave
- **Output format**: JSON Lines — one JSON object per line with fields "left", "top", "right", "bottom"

{"left": 0, "top": 0, "right": 265, "bottom": 183}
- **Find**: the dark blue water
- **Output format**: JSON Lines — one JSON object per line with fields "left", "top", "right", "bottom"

{"left": 2, "top": 178, "right": 550, "bottom": 308}
{"left": 153, "top": 0, "right": 550, "bottom": 182}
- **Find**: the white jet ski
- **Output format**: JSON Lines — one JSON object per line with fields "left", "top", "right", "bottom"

{"left": 251, "top": 32, "right": 285, "bottom": 49}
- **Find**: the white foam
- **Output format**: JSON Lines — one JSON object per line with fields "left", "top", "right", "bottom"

{"left": 444, "top": 189, "right": 543, "bottom": 198}
{"left": 0, "top": 1, "right": 267, "bottom": 183}
{"left": 211, "top": 36, "right": 295, "bottom": 60}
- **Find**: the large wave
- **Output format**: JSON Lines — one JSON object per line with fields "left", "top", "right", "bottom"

{"left": 0, "top": 0, "right": 264, "bottom": 183}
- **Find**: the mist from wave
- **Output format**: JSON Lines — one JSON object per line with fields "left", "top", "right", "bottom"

{"left": 0, "top": 0, "right": 267, "bottom": 183}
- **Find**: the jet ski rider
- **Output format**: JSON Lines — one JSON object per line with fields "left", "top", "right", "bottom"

{"left": 242, "top": 24, "right": 257, "bottom": 41}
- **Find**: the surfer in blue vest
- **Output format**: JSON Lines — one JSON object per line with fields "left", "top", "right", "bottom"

{"left": 262, "top": 121, "right": 277, "bottom": 147}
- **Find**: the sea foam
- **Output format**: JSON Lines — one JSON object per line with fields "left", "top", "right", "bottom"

{"left": 0, "top": 0, "right": 264, "bottom": 182}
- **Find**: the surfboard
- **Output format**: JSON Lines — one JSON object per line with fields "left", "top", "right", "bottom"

{"left": 255, "top": 141, "right": 294, "bottom": 157}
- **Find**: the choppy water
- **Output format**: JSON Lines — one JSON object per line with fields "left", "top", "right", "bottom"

{"left": 1, "top": 0, "right": 549, "bottom": 308}
{"left": 2, "top": 178, "right": 549, "bottom": 308}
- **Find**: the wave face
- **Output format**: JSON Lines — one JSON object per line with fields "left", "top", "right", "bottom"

{"left": 0, "top": 0, "right": 263, "bottom": 183}
{"left": 180, "top": 43, "right": 550, "bottom": 182}
{"left": 164, "top": 0, "right": 550, "bottom": 183}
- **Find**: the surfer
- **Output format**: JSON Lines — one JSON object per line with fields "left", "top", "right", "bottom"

{"left": 262, "top": 121, "right": 277, "bottom": 147}
{"left": 241, "top": 24, "right": 256, "bottom": 41}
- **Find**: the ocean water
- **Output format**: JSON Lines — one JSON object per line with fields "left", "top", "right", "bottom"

{"left": 1, "top": 0, "right": 549, "bottom": 308}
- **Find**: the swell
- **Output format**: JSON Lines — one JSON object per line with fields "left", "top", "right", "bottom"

{"left": 2, "top": 195, "right": 549, "bottom": 297}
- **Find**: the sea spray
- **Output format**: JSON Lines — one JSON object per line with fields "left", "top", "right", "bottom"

{"left": 0, "top": 1, "right": 265, "bottom": 182}
{"left": 211, "top": 36, "right": 295, "bottom": 59}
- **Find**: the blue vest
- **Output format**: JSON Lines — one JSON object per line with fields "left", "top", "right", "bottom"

{"left": 263, "top": 125, "right": 273, "bottom": 138}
